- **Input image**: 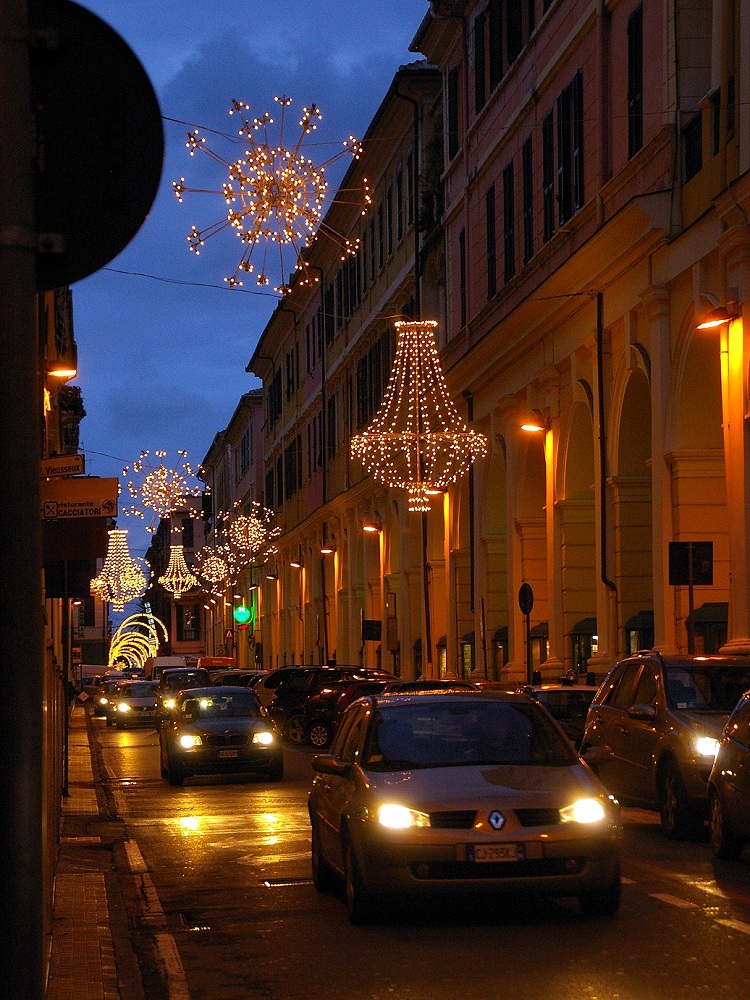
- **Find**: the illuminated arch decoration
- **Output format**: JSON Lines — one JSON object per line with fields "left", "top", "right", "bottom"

{"left": 351, "top": 319, "right": 488, "bottom": 512}
{"left": 173, "top": 96, "right": 370, "bottom": 294}
{"left": 120, "top": 449, "right": 205, "bottom": 534}
{"left": 91, "top": 529, "right": 151, "bottom": 611}
{"left": 108, "top": 612, "right": 168, "bottom": 670}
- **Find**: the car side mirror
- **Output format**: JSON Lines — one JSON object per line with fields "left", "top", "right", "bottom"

{"left": 628, "top": 703, "right": 656, "bottom": 721}
{"left": 581, "top": 744, "right": 613, "bottom": 768}
{"left": 312, "top": 754, "right": 350, "bottom": 777}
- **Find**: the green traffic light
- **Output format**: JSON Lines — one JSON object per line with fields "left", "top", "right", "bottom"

{"left": 233, "top": 604, "right": 251, "bottom": 624}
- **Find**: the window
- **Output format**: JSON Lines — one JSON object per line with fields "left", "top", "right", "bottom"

{"left": 327, "top": 394, "right": 337, "bottom": 459}
{"left": 503, "top": 161, "right": 515, "bottom": 282}
{"left": 285, "top": 344, "right": 298, "bottom": 401}
{"left": 507, "top": 0, "right": 522, "bottom": 64}
{"left": 627, "top": 4, "right": 643, "bottom": 158}
{"left": 486, "top": 183, "right": 497, "bottom": 300}
{"left": 446, "top": 66, "right": 459, "bottom": 161}
{"left": 276, "top": 454, "right": 283, "bottom": 508}
{"left": 459, "top": 227, "right": 467, "bottom": 328}
{"left": 522, "top": 136, "right": 533, "bottom": 263}
{"left": 488, "top": 0, "right": 502, "bottom": 91}
{"left": 396, "top": 166, "right": 404, "bottom": 241}
{"left": 239, "top": 428, "right": 251, "bottom": 477}
{"left": 268, "top": 368, "right": 282, "bottom": 427}
{"left": 406, "top": 152, "right": 415, "bottom": 225}
{"left": 386, "top": 184, "right": 394, "bottom": 255}
{"left": 181, "top": 518, "right": 194, "bottom": 549}
{"left": 324, "top": 284, "right": 335, "bottom": 345}
{"left": 369, "top": 217, "right": 376, "bottom": 282}
{"left": 377, "top": 203, "right": 385, "bottom": 269}
{"left": 474, "top": 10, "right": 486, "bottom": 114}
{"left": 283, "top": 437, "right": 302, "bottom": 501}
{"left": 683, "top": 115, "right": 702, "bottom": 181}
{"left": 265, "top": 468, "right": 274, "bottom": 509}
{"left": 176, "top": 604, "right": 200, "bottom": 642}
{"left": 542, "top": 110, "right": 555, "bottom": 242}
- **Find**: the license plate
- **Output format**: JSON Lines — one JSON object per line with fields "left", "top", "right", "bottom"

{"left": 467, "top": 843, "right": 524, "bottom": 863}
{"left": 218, "top": 749, "right": 239, "bottom": 759}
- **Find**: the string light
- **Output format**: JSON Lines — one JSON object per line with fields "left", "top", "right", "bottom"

{"left": 91, "top": 529, "right": 151, "bottom": 611}
{"left": 351, "top": 320, "right": 488, "bottom": 512}
{"left": 120, "top": 449, "right": 205, "bottom": 533}
{"left": 173, "top": 96, "right": 370, "bottom": 295}
{"left": 158, "top": 544, "right": 199, "bottom": 599}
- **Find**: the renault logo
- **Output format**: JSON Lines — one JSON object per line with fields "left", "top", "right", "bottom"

{"left": 488, "top": 811, "right": 505, "bottom": 830}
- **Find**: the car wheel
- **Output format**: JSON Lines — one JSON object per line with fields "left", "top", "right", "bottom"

{"left": 106, "top": 717, "right": 113, "bottom": 727}
{"left": 166, "top": 749, "right": 185, "bottom": 786}
{"left": 311, "top": 823, "right": 338, "bottom": 893}
{"left": 265, "top": 757, "right": 284, "bottom": 781}
{"left": 344, "top": 839, "right": 376, "bottom": 924}
{"left": 658, "top": 759, "right": 699, "bottom": 839}
{"left": 159, "top": 742, "right": 168, "bottom": 780}
{"left": 285, "top": 713, "right": 306, "bottom": 744}
{"left": 578, "top": 871, "right": 621, "bottom": 917}
{"left": 308, "top": 721, "right": 332, "bottom": 749}
{"left": 708, "top": 789, "right": 744, "bottom": 859}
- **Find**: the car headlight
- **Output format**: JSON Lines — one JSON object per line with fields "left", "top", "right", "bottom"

{"left": 559, "top": 798, "right": 607, "bottom": 824}
{"left": 163, "top": 698, "right": 176, "bottom": 709}
{"left": 377, "top": 803, "right": 431, "bottom": 829}
{"left": 117, "top": 703, "right": 131, "bottom": 713}
{"left": 99, "top": 697, "right": 108, "bottom": 706}
{"left": 252, "top": 731, "right": 274, "bottom": 746}
{"left": 696, "top": 736, "right": 719, "bottom": 757}
{"left": 179, "top": 733, "right": 202, "bottom": 748}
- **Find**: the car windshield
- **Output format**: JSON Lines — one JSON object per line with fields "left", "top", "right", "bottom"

{"left": 119, "top": 683, "right": 157, "bottom": 698}
{"left": 665, "top": 663, "right": 750, "bottom": 712}
{"left": 162, "top": 672, "right": 208, "bottom": 692}
{"left": 363, "top": 700, "right": 577, "bottom": 771}
{"left": 179, "top": 691, "right": 262, "bottom": 720}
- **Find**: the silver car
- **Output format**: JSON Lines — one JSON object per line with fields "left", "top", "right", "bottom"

{"left": 309, "top": 690, "right": 621, "bottom": 923}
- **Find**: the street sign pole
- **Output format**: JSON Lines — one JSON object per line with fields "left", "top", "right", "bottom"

{"left": 518, "top": 583, "right": 534, "bottom": 685}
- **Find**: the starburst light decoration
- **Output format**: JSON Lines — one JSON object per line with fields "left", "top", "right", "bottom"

{"left": 351, "top": 320, "right": 488, "bottom": 512}
{"left": 173, "top": 96, "right": 370, "bottom": 294}
{"left": 227, "top": 500, "right": 282, "bottom": 554}
{"left": 121, "top": 449, "right": 204, "bottom": 534}
{"left": 91, "top": 529, "right": 151, "bottom": 611}
{"left": 158, "top": 544, "right": 199, "bottom": 599}
{"left": 195, "top": 545, "right": 235, "bottom": 597}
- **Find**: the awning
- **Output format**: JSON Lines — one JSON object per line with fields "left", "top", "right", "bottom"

{"left": 688, "top": 602, "right": 728, "bottom": 625}
{"left": 571, "top": 617, "right": 597, "bottom": 636}
{"left": 624, "top": 610, "right": 654, "bottom": 630}
{"left": 529, "top": 621, "right": 549, "bottom": 638}
{"left": 493, "top": 627, "right": 508, "bottom": 643}
{"left": 462, "top": 632, "right": 475, "bottom": 644}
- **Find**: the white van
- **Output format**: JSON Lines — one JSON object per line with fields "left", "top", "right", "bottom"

{"left": 144, "top": 655, "right": 186, "bottom": 680}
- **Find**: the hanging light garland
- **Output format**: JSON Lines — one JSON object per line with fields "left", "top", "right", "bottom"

{"left": 173, "top": 96, "right": 370, "bottom": 294}
{"left": 120, "top": 449, "right": 205, "bottom": 534}
{"left": 351, "top": 319, "right": 488, "bottom": 512}
{"left": 158, "top": 544, "right": 199, "bottom": 599}
{"left": 91, "top": 529, "right": 151, "bottom": 611}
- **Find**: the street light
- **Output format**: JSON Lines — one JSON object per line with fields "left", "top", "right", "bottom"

{"left": 696, "top": 303, "right": 738, "bottom": 329}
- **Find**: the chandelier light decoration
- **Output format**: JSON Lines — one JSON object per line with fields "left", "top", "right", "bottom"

{"left": 108, "top": 612, "right": 168, "bottom": 671}
{"left": 158, "top": 544, "right": 199, "bottom": 599}
{"left": 91, "top": 529, "right": 151, "bottom": 612}
{"left": 173, "top": 96, "right": 370, "bottom": 294}
{"left": 120, "top": 449, "right": 205, "bottom": 534}
{"left": 351, "top": 319, "right": 488, "bottom": 512}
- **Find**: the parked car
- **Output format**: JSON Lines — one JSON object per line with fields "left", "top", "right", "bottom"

{"left": 92, "top": 678, "right": 127, "bottom": 719}
{"left": 516, "top": 683, "right": 599, "bottom": 749}
{"left": 210, "top": 669, "right": 267, "bottom": 688}
{"left": 264, "top": 666, "right": 392, "bottom": 742}
{"left": 707, "top": 688, "right": 750, "bottom": 858}
{"left": 158, "top": 686, "right": 283, "bottom": 786}
{"left": 309, "top": 689, "right": 622, "bottom": 923}
{"left": 254, "top": 665, "right": 383, "bottom": 707}
{"left": 381, "top": 679, "right": 476, "bottom": 693}
{"left": 155, "top": 667, "right": 213, "bottom": 726}
{"left": 580, "top": 650, "right": 750, "bottom": 838}
{"left": 304, "top": 680, "right": 390, "bottom": 748}
{"left": 109, "top": 680, "right": 159, "bottom": 729}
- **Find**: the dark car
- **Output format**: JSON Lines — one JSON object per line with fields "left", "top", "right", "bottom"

{"left": 93, "top": 678, "right": 127, "bottom": 719}
{"left": 304, "top": 680, "right": 390, "bottom": 748}
{"left": 581, "top": 650, "right": 750, "bottom": 838}
{"left": 210, "top": 669, "right": 267, "bottom": 688}
{"left": 309, "top": 690, "right": 621, "bottom": 923}
{"left": 381, "top": 679, "right": 477, "bottom": 694}
{"left": 265, "top": 666, "right": 392, "bottom": 742}
{"left": 517, "top": 683, "right": 599, "bottom": 749}
{"left": 155, "top": 667, "right": 212, "bottom": 726}
{"left": 109, "top": 680, "right": 159, "bottom": 729}
{"left": 707, "top": 688, "right": 750, "bottom": 858}
{"left": 159, "top": 686, "right": 283, "bottom": 786}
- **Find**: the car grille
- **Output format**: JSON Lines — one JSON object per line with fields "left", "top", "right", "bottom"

{"left": 411, "top": 857, "right": 584, "bottom": 880}
{"left": 514, "top": 808, "right": 561, "bottom": 827}
{"left": 205, "top": 732, "right": 249, "bottom": 747}
{"left": 429, "top": 810, "right": 477, "bottom": 829}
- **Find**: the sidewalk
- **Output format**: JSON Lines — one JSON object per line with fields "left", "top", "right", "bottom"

{"left": 46, "top": 703, "right": 143, "bottom": 1000}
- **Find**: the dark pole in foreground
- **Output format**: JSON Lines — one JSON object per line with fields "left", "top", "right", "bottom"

{"left": 0, "top": 2, "right": 46, "bottom": 997}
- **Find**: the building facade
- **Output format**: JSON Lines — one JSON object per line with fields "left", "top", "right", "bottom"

{"left": 238, "top": 0, "right": 750, "bottom": 686}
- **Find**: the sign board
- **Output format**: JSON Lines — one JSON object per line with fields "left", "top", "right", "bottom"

{"left": 40, "top": 476, "right": 118, "bottom": 519}
{"left": 362, "top": 619, "right": 382, "bottom": 642}
{"left": 40, "top": 453, "right": 85, "bottom": 478}
{"left": 518, "top": 583, "right": 534, "bottom": 616}
{"left": 29, "top": 1, "right": 163, "bottom": 290}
